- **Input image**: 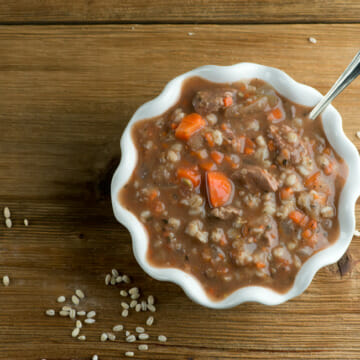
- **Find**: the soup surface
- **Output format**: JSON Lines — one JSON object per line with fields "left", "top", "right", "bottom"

{"left": 120, "top": 76, "right": 347, "bottom": 300}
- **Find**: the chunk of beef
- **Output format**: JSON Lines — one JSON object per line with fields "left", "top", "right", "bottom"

{"left": 192, "top": 88, "right": 236, "bottom": 115}
{"left": 233, "top": 165, "right": 279, "bottom": 192}
{"left": 210, "top": 206, "right": 242, "bottom": 220}
{"left": 268, "top": 125, "right": 306, "bottom": 165}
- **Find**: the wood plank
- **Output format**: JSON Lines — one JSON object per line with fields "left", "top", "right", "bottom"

{"left": 0, "top": 24, "right": 359, "bottom": 359}
{"left": 0, "top": 0, "right": 360, "bottom": 24}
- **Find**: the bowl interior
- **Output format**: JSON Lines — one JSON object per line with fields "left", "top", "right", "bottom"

{"left": 111, "top": 63, "right": 360, "bottom": 308}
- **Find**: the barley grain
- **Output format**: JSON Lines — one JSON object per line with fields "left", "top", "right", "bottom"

{"left": 2, "top": 275, "right": 10, "bottom": 286}
{"left": 76, "top": 320, "right": 82, "bottom": 328}
{"left": 130, "top": 300, "right": 137, "bottom": 308}
{"left": 126, "top": 334, "right": 136, "bottom": 342}
{"left": 121, "top": 302, "right": 129, "bottom": 309}
{"left": 24, "top": 218, "right": 29, "bottom": 226}
{"left": 116, "top": 276, "right": 123, "bottom": 283}
{"left": 121, "top": 309, "right": 129, "bottom": 317}
{"left": 120, "top": 290, "right": 128, "bottom": 297}
{"left": 45, "top": 309, "right": 55, "bottom": 316}
{"left": 107, "top": 332, "right": 116, "bottom": 341}
{"left": 131, "top": 293, "right": 140, "bottom": 300}
{"left": 138, "top": 333, "right": 149, "bottom": 340}
{"left": 141, "top": 300, "right": 147, "bottom": 311}
{"left": 125, "top": 352, "right": 134, "bottom": 357}
{"left": 3, "top": 207, "right": 10, "bottom": 218}
{"left": 59, "top": 310, "right": 69, "bottom": 317}
{"left": 100, "top": 333, "right": 108, "bottom": 342}
{"left": 135, "top": 304, "right": 141, "bottom": 312}
{"left": 78, "top": 335, "right": 86, "bottom": 341}
{"left": 87, "top": 310, "right": 96, "bottom": 318}
{"left": 72, "top": 327, "right": 80, "bottom": 338}
{"left": 122, "top": 275, "right": 131, "bottom": 283}
{"left": 147, "top": 304, "right": 156, "bottom": 312}
{"left": 125, "top": 330, "right": 130, "bottom": 336}
{"left": 62, "top": 305, "right": 72, "bottom": 311}
{"left": 84, "top": 318, "right": 96, "bottom": 324}
{"left": 75, "top": 289, "right": 85, "bottom": 299}
{"left": 57, "top": 296, "right": 66, "bottom": 303}
{"left": 77, "top": 310, "right": 86, "bottom": 316}
{"left": 158, "top": 335, "right": 167, "bottom": 342}
{"left": 92, "top": 355, "right": 98, "bottom": 360}
{"left": 138, "top": 344, "right": 149, "bottom": 351}
{"left": 128, "top": 287, "right": 139, "bottom": 295}
{"left": 146, "top": 316, "right": 154, "bottom": 326}
{"left": 111, "top": 269, "right": 119, "bottom": 277}
{"left": 136, "top": 326, "right": 145, "bottom": 333}
{"left": 308, "top": 37, "right": 317, "bottom": 44}
{"left": 113, "top": 324, "right": 123, "bottom": 332}
{"left": 5, "top": 218, "right": 12, "bottom": 228}
{"left": 105, "top": 274, "right": 111, "bottom": 285}
{"left": 147, "top": 295, "right": 154, "bottom": 305}
{"left": 70, "top": 309, "right": 76, "bottom": 319}
{"left": 71, "top": 295, "right": 80, "bottom": 305}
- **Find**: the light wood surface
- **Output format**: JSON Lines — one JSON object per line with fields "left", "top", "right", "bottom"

{"left": 0, "top": 0, "right": 360, "bottom": 24}
{"left": 0, "top": 24, "right": 360, "bottom": 360}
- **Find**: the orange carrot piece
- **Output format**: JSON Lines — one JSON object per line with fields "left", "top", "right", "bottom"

{"left": 223, "top": 96, "right": 233, "bottom": 107}
{"left": 323, "top": 162, "right": 333, "bottom": 175}
{"left": 289, "top": 210, "right": 305, "bottom": 225}
{"left": 255, "top": 262, "right": 266, "bottom": 269}
{"left": 267, "top": 107, "right": 284, "bottom": 122}
{"left": 200, "top": 160, "right": 217, "bottom": 172}
{"left": 280, "top": 187, "right": 294, "bottom": 200}
{"left": 210, "top": 150, "right": 224, "bottom": 164}
{"left": 224, "top": 155, "right": 239, "bottom": 169}
{"left": 206, "top": 171, "right": 233, "bottom": 208}
{"left": 323, "top": 147, "right": 331, "bottom": 155}
{"left": 170, "top": 123, "right": 178, "bottom": 129}
{"left": 305, "top": 171, "right": 321, "bottom": 188}
{"left": 204, "top": 132, "right": 215, "bottom": 147}
{"left": 244, "top": 137, "right": 255, "bottom": 155}
{"left": 177, "top": 166, "right": 201, "bottom": 187}
{"left": 302, "top": 229, "right": 312, "bottom": 240}
{"left": 307, "top": 219, "right": 318, "bottom": 231}
{"left": 268, "top": 140, "right": 275, "bottom": 151}
{"left": 175, "top": 113, "right": 206, "bottom": 141}
{"left": 148, "top": 189, "right": 159, "bottom": 201}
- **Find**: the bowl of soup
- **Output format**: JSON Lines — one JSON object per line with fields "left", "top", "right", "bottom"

{"left": 111, "top": 63, "right": 360, "bottom": 308}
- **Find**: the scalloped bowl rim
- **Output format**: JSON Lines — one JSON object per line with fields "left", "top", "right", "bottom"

{"left": 111, "top": 63, "right": 360, "bottom": 309}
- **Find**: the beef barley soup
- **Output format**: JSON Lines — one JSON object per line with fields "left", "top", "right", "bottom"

{"left": 120, "top": 77, "right": 347, "bottom": 300}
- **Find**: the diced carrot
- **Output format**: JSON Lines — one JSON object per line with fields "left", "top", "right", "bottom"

{"left": 175, "top": 113, "right": 206, "bottom": 141}
{"left": 244, "top": 137, "right": 255, "bottom": 155}
{"left": 170, "top": 123, "right": 178, "bottom": 129}
{"left": 210, "top": 150, "right": 224, "bottom": 164}
{"left": 177, "top": 166, "right": 201, "bottom": 187}
{"left": 200, "top": 160, "right": 217, "bottom": 171}
{"left": 280, "top": 187, "right": 294, "bottom": 200}
{"left": 191, "top": 150, "right": 208, "bottom": 159}
{"left": 323, "top": 147, "right": 331, "bottom": 155}
{"left": 220, "top": 123, "right": 229, "bottom": 131}
{"left": 323, "top": 162, "right": 333, "bottom": 175}
{"left": 307, "top": 219, "right": 318, "bottom": 231}
{"left": 267, "top": 107, "right": 284, "bottom": 122}
{"left": 305, "top": 171, "right": 321, "bottom": 188}
{"left": 148, "top": 189, "right": 159, "bottom": 201}
{"left": 206, "top": 171, "right": 233, "bottom": 208}
{"left": 268, "top": 140, "right": 275, "bottom": 151}
{"left": 223, "top": 96, "right": 233, "bottom": 107}
{"left": 289, "top": 210, "right": 305, "bottom": 225}
{"left": 255, "top": 262, "right": 266, "bottom": 269}
{"left": 302, "top": 229, "right": 312, "bottom": 240}
{"left": 219, "top": 237, "right": 228, "bottom": 246}
{"left": 204, "top": 132, "right": 215, "bottom": 147}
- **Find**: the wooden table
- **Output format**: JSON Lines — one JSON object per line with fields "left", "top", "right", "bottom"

{"left": 0, "top": 2, "right": 360, "bottom": 360}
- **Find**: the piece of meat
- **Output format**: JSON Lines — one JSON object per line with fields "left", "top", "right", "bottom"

{"left": 233, "top": 164, "right": 279, "bottom": 192}
{"left": 210, "top": 206, "right": 242, "bottom": 220}
{"left": 192, "top": 88, "right": 236, "bottom": 115}
{"left": 268, "top": 125, "right": 305, "bottom": 165}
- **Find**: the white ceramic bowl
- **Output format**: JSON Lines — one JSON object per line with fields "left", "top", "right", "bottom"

{"left": 111, "top": 63, "right": 360, "bottom": 308}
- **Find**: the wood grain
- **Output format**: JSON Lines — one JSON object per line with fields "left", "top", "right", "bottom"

{"left": 0, "top": 24, "right": 359, "bottom": 360}
{"left": 0, "top": 0, "right": 360, "bottom": 24}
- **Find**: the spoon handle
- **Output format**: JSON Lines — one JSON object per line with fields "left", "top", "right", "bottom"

{"left": 309, "top": 51, "right": 360, "bottom": 120}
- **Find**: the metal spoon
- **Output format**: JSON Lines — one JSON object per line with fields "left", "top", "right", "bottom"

{"left": 309, "top": 51, "right": 360, "bottom": 120}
